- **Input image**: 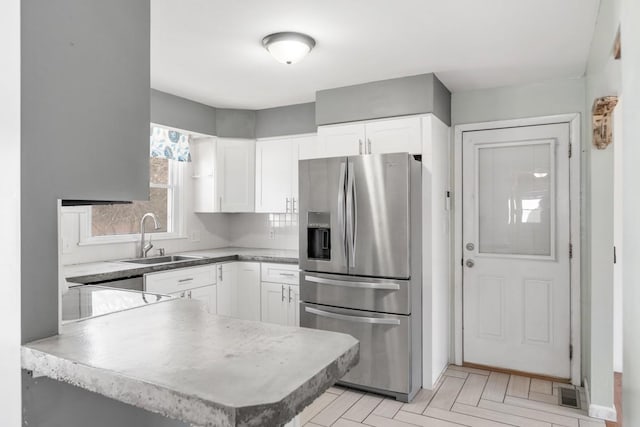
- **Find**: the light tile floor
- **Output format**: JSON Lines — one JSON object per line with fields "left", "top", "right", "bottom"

{"left": 301, "top": 365, "right": 606, "bottom": 427}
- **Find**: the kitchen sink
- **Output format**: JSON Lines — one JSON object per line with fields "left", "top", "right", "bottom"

{"left": 121, "top": 255, "right": 204, "bottom": 265}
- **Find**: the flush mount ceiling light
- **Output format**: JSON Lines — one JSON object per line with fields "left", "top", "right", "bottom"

{"left": 262, "top": 32, "right": 316, "bottom": 65}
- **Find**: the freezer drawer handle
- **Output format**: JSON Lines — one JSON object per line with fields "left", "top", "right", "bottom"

{"left": 305, "top": 275, "right": 400, "bottom": 290}
{"left": 305, "top": 307, "right": 401, "bottom": 325}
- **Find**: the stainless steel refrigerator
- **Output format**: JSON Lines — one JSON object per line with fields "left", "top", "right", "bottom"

{"left": 299, "top": 153, "right": 422, "bottom": 402}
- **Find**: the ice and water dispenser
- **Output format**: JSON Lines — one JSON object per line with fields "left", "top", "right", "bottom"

{"left": 307, "top": 212, "right": 331, "bottom": 260}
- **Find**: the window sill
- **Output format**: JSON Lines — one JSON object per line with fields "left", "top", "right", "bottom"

{"left": 77, "top": 233, "right": 188, "bottom": 247}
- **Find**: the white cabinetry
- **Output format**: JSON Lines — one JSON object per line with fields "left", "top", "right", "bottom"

{"left": 144, "top": 265, "right": 217, "bottom": 313}
{"left": 217, "top": 138, "right": 256, "bottom": 212}
{"left": 215, "top": 262, "right": 236, "bottom": 317}
{"left": 235, "top": 262, "right": 261, "bottom": 321}
{"left": 190, "top": 137, "right": 255, "bottom": 213}
{"left": 260, "top": 263, "right": 300, "bottom": 326}
{"left": 317, "top": 123, "right": 365, "bottom": 157}
{"left": 365, "top": 116, "right": 421, "bottom": 154}
{"left": 255, "top": 137, "right": 299, "bottom": 213}
{"left": 316, "top": 116, "right": 423, "bottom": 157}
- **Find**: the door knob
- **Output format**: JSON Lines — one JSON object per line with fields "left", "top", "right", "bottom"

{"left": 466, "top": 259, "right": 475, "bottom": 268}
{"left": 466, "top": 242, "right": 475, "bottom": 251}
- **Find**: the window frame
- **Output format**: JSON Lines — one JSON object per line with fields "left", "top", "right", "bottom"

{"left": 77, "top": 158, "right": 186, "bottom": 246}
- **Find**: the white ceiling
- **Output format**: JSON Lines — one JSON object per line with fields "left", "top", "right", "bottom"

{"left": 151, "top": 0, "right": 600, "bottom": 110}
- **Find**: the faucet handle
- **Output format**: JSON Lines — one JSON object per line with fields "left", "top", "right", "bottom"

{"left": 156, "top": 248, "right": 165, "bottom": 256}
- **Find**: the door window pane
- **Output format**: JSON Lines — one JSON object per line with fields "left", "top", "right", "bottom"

{"left": 478, "top": 142, "right": 553, "bottom": 256}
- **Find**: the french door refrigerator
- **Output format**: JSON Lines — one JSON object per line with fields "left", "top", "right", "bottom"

{"left": 299, "top": 153, "right": 422, "bottom": 402}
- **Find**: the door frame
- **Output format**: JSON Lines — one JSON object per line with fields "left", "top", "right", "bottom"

{"left": 453, "top": 114, "right": 581, "bottom": 385}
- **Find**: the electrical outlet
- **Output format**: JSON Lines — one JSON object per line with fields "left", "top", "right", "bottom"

{"left": 269, "top": 229, "right": 276, "bottom": 240}
{"left": 190, "top": 230, "right": 201, "bottom": 242}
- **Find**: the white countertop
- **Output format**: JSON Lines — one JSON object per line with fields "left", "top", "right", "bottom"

{"left": 22, "top": 298, "right": 358, "bottom": 427}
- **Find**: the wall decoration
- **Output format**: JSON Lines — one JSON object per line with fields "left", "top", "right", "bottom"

{"left": 592, "top": 96, "right": 618, "bottom": 150}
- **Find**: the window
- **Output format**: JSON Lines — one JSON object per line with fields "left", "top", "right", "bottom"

{"left": 79, "top": 157, "right": 183, "bottom": 244}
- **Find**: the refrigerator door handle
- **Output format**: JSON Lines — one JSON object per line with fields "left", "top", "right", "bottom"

{"left": 346, "top": 161, "right": 356, "bottom": 267}
{"left": 304, "top": 306, "right": 401, "bottom": 325}
{"left": 338, "top": 161, "right": 347, "bottom": 261}
{"left": 305, "top": 275, "right": 401, "bottom": 290}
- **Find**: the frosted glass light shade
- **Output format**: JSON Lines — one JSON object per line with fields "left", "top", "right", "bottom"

{"left": 262, "top": 32, "right": 315, "bottom": 65}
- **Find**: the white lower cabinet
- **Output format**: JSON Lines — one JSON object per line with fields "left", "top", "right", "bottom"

{"left": 144, "top": 265, "right": 217, "bottom": 313}
{"left": 261, "top": 282, "right": 290, "bottom": 326}
{"left": 235, "top": 262, "right": 261, "bottom": 321}
{"left": 144, "top": 261, "right": 297, "bottom": 324}
{"left": 215, "top": 262, "right": 236, "bottom": 317}
{"left": 186, "top": 285, "right": 217, "bottom": 314}
{"left": 260, "top": 263, "right": 300, "bottom": 326}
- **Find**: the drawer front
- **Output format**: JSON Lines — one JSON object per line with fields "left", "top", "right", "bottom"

{"left": 261, "top": 263, "right": 299, "bottom": 285}
{"left": 300, "top": 271, "right": 411, "bottom": 315}
{"left": 300, "top": 302, "right": 411, "bottom": 394}
{"left": 145, "top": 265, "right": 215, "bottom": 294}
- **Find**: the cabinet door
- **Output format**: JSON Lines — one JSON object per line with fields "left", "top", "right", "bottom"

{"left": 297, "top": 134, "right": 321, "bottom": 160}
{"left": 190, "top": 137, "right": 218, "bottom": 213}
{"left": 217, "top": 138, "right": 255, "bottom": 212}
{"left": 261, "top": 282, "right": 288, "bottom": 325}
{"left": 189, "top": 285, "right": 217, "bottom": 314}
{"left": 235, "top": 262, "right": 261, "bottom": 321}
{"left": 318, "top": 123, "right": 365, "bottom": 157}
{"left": 365, "top": 117, "right": 422, "bottom": 155}
{"left": 216, "top": 263, "right": 236, "bottom": 317}
{"left": 255, "top": 139, "right": 294, "bottom": 213}
{"left": 287, "top": 285, "right": 300, "bottom": 327}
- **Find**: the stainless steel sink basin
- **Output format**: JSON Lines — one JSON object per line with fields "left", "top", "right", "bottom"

{"left": 121, "top": 255, "right": 203, "bottom": 265}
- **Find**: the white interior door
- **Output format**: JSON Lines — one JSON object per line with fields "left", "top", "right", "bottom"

{"left": 462, "top": 123, "right": 572, "bottom": 379}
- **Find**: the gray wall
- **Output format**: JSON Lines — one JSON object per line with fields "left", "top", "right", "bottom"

{"left": 152, "top": 90, "right": 316, "bottom": 139}
{"left": 316, "top": 73, "right": 451, "bottom": 126}
{"left": 151, "top": 89, "right": 217, "bottom": 136}
{"left": 215, "top": 108, "right": 256, "bottom": 138}
{"left": 621, "top": 0, "right": 640, "bottom": 424}
{"left": 256, "top": 102, "right": 316, "bottom": 138}
{"left": 451, "top": 77, "right": 589, "bottom": 386}
{"left": 21, "top": 1, "right": 182, "bottom": 425}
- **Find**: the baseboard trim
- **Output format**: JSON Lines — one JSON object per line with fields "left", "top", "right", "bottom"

{"left": 584, "top": 377, "right": 618, "bottom": 421}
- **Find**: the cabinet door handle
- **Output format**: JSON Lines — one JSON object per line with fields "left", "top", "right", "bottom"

{"left": 178, "top": 278, "right": 194, "bottom": 283}
{"left": 367, "top": 138, "right": 372, "bottom": 154}
{"left": 359, "top": 139, "right": 363, "bottom": 155}
{"left": 281, "top": 285, "right": 285, "bottom": 302}
{"left": 219, "top": 196, "right": 222, "bottom": 211}
{"left": 188, "top": 291, "right": 192, "bottom": 299}
{"left": 288, "top": 286, "right": 292, "bottom": 303}
{"left": 218, "top": 266, "right": 223, "bottom": 281}
{"left": 292, "top": 197, "right": 297, "bottom": 213}
{"left": 286, "top": 197, "right": 291, "bottom": 213}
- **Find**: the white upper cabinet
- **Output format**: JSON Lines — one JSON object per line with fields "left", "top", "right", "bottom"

{"left": 217, "top": 138, "right": 256, "bottom": 212}
{"left": 316, "top": 115, "right": 424, "bottom": 158}
{"left": 297, "top": 134, "right": 321, "bottom": 160}
{"left": 255, "top": 138, "right": 298, "bottom": 213}
{"left": 191, "top": 137, "right": 255, "bottom": 213}
{"left": 256, "top": 134, "right": 317, "bottom": 213}
{"left": 364, "top": 116, "right": 421, "bottom": 154}
{"left": 318, "top": 123, "right": 365, "bottom": 157}
{"left": 190, "top": 137, "right": 219, "bottom": 213}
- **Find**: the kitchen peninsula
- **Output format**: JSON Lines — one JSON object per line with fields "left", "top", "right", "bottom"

{"left": 22, "top": 298, "right": 359, "bottom": 427}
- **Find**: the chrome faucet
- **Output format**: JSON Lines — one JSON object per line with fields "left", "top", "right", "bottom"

{"left": 139, "top": 212, "right": 160, "bottom": 258}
